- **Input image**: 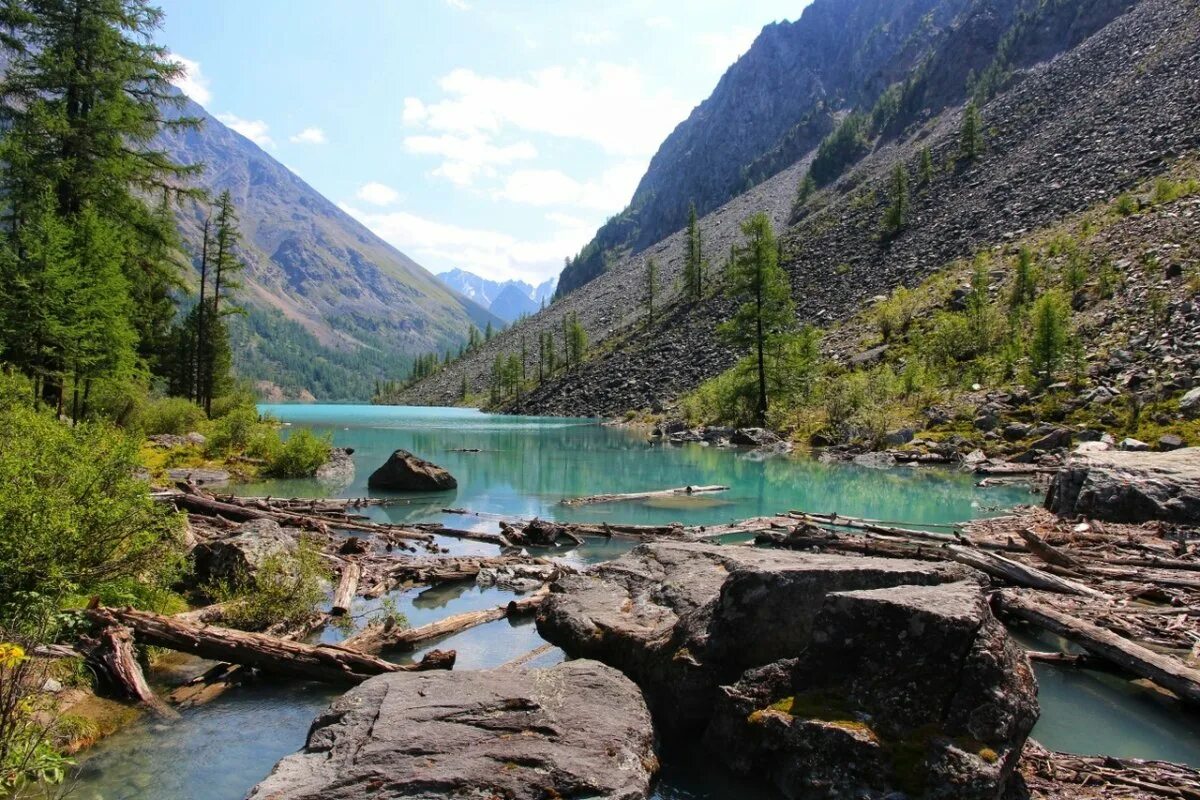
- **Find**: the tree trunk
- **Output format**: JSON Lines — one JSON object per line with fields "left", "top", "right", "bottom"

{"left": 85, "top": 607, "right": 454, "bottom": 685}
{"left": 331, "top": 562, "right": 361, "bottom": 616}
{"left": 81, "top": 624, "right": 178, "bottom": 719}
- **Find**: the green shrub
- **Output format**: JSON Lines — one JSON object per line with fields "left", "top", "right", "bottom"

{"left": 208, "top": 385, "right": 260, "bottom": 419}
{"left": 1028, "top": 290, "right": 1071, "bottom": 387}
{"left": 266, "top": 429, "right": 332, "bottom": 478}
{"left": 135, "top": 396, "right": 206, "bottom": 436}
{"left": 1, "top": 633, "right": 72, "bottom": 791}
{"left": 1114, "top": 193, "right": 1138, "bottom": 216}
{"left": 1151, "top": 177, "right": 1200, "bottom": 206}
{"left": 680, "top": 362, "right": 760, "bottom": 428}
{"left": 213, "top": 536, "right": 329, "bottom": 631}
{"left": 875, "top": 287, "right": 917, "bottom": 342}
{"left": 206, "top": 405, "right": 280, "bottom": 460}
{"left": 0, "top": 405, "right": 185, "bottom": 628}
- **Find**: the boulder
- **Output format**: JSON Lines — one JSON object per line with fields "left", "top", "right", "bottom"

{"left": 1159, "top": 434, "right": 1186, "bottom": 452}
{"left": 246, "top": 660, "right": 658, "bottom": 800}
{"left": 367, "top": 449, "right": 456, "bottom": 492}
{"left": 1180, "top": 387, "right": 1200, "bottom": 418}
{"left": 536, "top": 542, "right": 982, "bottom": 738}
{"left": 314, "top": 447, "right": 355, "bottom": 486}
{"left": 1120, "top": 437, "right": 1150, "bottom": 452}
{"left": 707, "top": 580, "right": 1037, "bottom": 800}
{"left": 191, "top": 519, "right": 295, "bottom": 585}
{"left": 1046, "top": 448, "right": 1200, "bottom": 523}
{"left": 731, "top": 427, "right": 779, "bottom": 447}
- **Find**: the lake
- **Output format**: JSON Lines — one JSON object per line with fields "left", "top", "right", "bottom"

{"left": 70, "top": 405, "right": 1200, "bottom": 800}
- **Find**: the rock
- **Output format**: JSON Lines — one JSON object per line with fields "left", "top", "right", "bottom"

{"left": 809, "top": 431, "right": 835, "bottom": 448}
{"left": 367, "top": 449, "right": 457, "bottom": 492}
{"left": 41, "top": 678, "right": 63, "bottom": 693}
{"left": 1159, "top": 434, "right": 1186, "bottom": 452}
{"left": 849, "top": 345, "right": 888, "bottom": 367}
{"left": 962, "top": 449, "right": 988, "bottom": 467}
{"left": 166, "top": 467, "right": 230, "bottom": 486}
{"left": 1074, "top": 441, "right": 1110, "bottom": 454}
{"left": 147, "top": 433, "right": 188, "bottom": 448}
{"left": 1001, "top": 422, "right": 1031, "bottom": 442}
{"left": 852, "top": 451, "right": 897, "bottom": 469}
{"left": 184, "top": 431, "right": 207, "bottom": 446}
{"left": 191, "top": 519, "right": 295, "bottom": 585}
{"left": 1119, "top": 437, "right": 1150, "bottom": 452}
{"left": 536, "top": 542, "right": 981, "bottom": 739}
{"left": 314, "top": 447, "right": 355, "bottom": 486}
{"left": 1046, "top": 448, "right": 1200, "bottom": 523}
{"left": 247, "top": 660, "right": 658, "bottom": 800}
{"left": 883, "top": 427, "right": 915, "bottom": 446}
{"left": 973, "top": 414, "right": 999, "bottom": 432}
{"left": 731, "top": 427, "right": 779, "bottom": 447}
{"left": 705, "top": 580, "right": 1037, "bottom": 800}
{"left": 1180, "top": 387, "right": 1200, "bottom": 418}
{"left": 1029, "top": 428, "right": 1073, "bottom": 451}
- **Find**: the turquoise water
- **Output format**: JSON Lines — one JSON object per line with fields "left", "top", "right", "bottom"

{"left": 69, "top": 405, "right": 1200, "bottom": 800}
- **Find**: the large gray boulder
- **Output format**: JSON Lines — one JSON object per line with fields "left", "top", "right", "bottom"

{"left": 314, "top": 447, "right": 355, "bottom": 486}
{"left": 1046, "top": 447, "right": 1200, "bottom": 523}
{"left": 246, "top": 660, "right": 658, "bottom": 800}
{"left": 706, "top": 581, "right": 1037, "bottom": 799}
{"left": 535, "top": 542, "right": 981, "bottom": 736}
{"left": 191, "top": 518, "right": 295, "bottom": 586}
{"left": 367, "top": 449, "right": 457, "bottom": 492}
{"left": 536, "top": 542, "right": 1037, "bottom": 800}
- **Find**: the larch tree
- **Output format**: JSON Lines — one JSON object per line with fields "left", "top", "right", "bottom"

{"left": 882, "top": 161, "right": 910, "bottom": 237}
{"left": 644, "top": 257, "right": 659, "bottom": 327}
{"left": 960, "top": 101, "right": 984, "bottom": 161}
{"left": 682, "top": 202, "right": 704, "bottom": 300}
{"left": 717, "top": 212, "right": 795, "bottom": 425}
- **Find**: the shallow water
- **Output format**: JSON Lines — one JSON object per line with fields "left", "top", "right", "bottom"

{"left": 70, "top": 405, "right": 1200, "bottom": 800}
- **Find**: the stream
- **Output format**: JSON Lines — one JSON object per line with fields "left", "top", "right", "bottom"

{"left": 71, "top": 405, "right": 1200, "bottom": 799}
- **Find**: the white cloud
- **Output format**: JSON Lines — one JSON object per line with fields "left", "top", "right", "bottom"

{"left": 405, "top": 62, "right": 688, "bottom": 159}
{"left": 404, "top": 132, "right": 537, "bottom": 186}
{"left": 355, "top": 182, "right": 401, "bottom": 206}
{"left": 289, "top": 126, "right": 327, "bottom": 144}
{"left": 169, "top": 53, "right": 212, "bottom": 105}
{"left": 645, "top": 15, "right": 673, "bottom": 30}
{"left": 342, "top": 203, "right": 595, "bottom": 284}
{"left": 574, "top": 28, "right": 615, "bottom": 46}
{"left": 402, "top": 97, "right": 428, "bottom": 126}
{"left": 444, "top": 0, "right": 470, "bottom": 9}
{"left": 698, "top": 27, "right": 758, "bottom": 70}
{"left": 496, "top": 161, "right": 643, "bottom": 211}
{"left": 217, "top": 113, "right": 274, "bottom": 147}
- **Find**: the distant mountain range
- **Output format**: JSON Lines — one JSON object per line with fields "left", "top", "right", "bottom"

{"left": 153, "top": 97, "right": 500, "bottom": 401}
{"left": 437, "top": 269, "right": 557, "bottom": 323}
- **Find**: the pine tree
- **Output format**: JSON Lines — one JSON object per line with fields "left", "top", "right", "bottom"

{"left": 1029, "top": 290, "right": 1070, "bottom": 386}
{"left": 882, "top": 161, "right": 910, "bottom": 236}
{"left": 717, "top": 213, "right": 795, "bottom": 425}
{"left": 682, "top": 202, "right": 703, "bottom": 300}
{"left": 566, "top": 313, "right": 587, "bottom": 366}
{"left": 0, "top": 0, "right": 200, "bottom": 400}
{"left": 644, "top": 257, "right": 659, "bottom": 327}
{"left": 1009, "top": 247, "right": 1037, "bottom": 313}
{"left": 960, "top": 101, "right": 984, "bottom": 161}
{"left": 460, "top": 372, "right": 469, "bottom": 401}
{"left": 485, "top": 321, "right": 493, "bottom": 341}
{"left": 795, "top": 173, "right": 817, "bottom": 208}
{"left": 919, "top": 147, "right": 934, "bottom": 186}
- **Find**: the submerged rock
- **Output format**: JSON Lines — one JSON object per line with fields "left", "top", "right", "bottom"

{"left": 536, "top": 542, "right": 1036, "bottom": 799}
{"left": 367, "top": 449, "right": 457, "bottom": 492}
{"left": 314, "top": 447, "right": 355, "bottom": 486}
{"left": 246, "top": 660, "right": 658, "bottom": 800}
{"left": 1046, "top": 447, "right": 1200, "bottom": 523}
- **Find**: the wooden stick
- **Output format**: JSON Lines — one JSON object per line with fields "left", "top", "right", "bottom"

{"left": 331, "top": 562, "right": 361, "bottom": 616}
{"left": 1018, "top": 528, "right": 1085, "bottom": 571}
{"left": 86, "top": 607, "right": 454, "bottom": 685}
{"left": 946, "top": 545, "right": 1113, "bottom": 600}
{"left": 560, "top": 485, "right": 728, "bottom": 506}
{"left": 498, "top": 643, "right": 556, "bottom": 670}
{"left": 995, "top": 590, "right": 1200, "bottom": 707}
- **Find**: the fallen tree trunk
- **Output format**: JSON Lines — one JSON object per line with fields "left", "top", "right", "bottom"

{"left": 1018, "top": 528, "right": 1085, "bottom": 571}
{"left": 560, "top": 485, "right": 728, "bottom": 506}
{"left": 86, "top": 607, "right": 454, "bottom": 685}
{"left": 343, "top": 588, "right": 547, "bottom": 655}
{"left": 331, "top": 562, "right": 361, "bottom": 616}
{"left": 80, "top": 624, "right": 178, "bottom": 720}
{"left": 946, "top": 545, "right": 1112, "bottom": 600}
{"left": 995, "top": 590, "right": 1200, "bottom": 707}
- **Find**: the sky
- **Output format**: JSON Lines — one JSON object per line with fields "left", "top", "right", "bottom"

{"left": 157, "top": 0, "right": 808, "bottom": 286}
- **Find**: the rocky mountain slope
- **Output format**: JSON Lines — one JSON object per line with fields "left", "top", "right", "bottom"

{"left": 437, "top": 269, "right": 556, "bottom": 323}
{"left": 156, "top": 99, "right": 499, "bottom": 400}
{"left": 555, "top": 0, "right": 1136, "bottom": 297}
{"left": 398, "top": 0, "right": 1200, "bottom": 417}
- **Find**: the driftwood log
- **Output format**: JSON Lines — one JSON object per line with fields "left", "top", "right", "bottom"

{"left": 560, "top": 484, "right": 728, "bottom": 506}
{"left": 331, "top": 562, "right": 361, "bottom": 616}
{"left": 995, "top": 591, "right": 1200, "bottom": 707}
{"left": 85, "top": 607, "right": 454, "bottom": 685}
{"left": 80, "top": 624, "right": 178, "bottom": 720}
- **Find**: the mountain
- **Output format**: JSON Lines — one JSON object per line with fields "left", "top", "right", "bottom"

{"left": 435, "top": 269, "right": 557, "bottom": 323}
{"left": 154, "top": 98, "right": 500, "bottom": 401}
{"left": 556, "top": 0, "right": 1134, "bottom": 297}
{"left": 397, "top": 0, "right": 1199, "bottom": 416}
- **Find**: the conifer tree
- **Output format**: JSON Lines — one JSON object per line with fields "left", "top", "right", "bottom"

{"left": 919, "top": 147, "right": 934, "bottom": 186}
{"left": 566, "top": 313, "right": 587, "bottom": 366}
{"left": 682, "top": 202, "right": 704, "bottom": 300}
{"left": 960, "top": 101, "right": 984, "bottom": 161}
{"left": 718, "top": 213, "right": 795, "bottom": 425}
{"left": 485, "top": 321, "right": 493, "bottom": 341}
{"left": 1009, "top": 247, "right": 1038, "bottom": 313}
{"left": 882, "top": 161, "right": 910, "bottom": 236}
{"left": 644, "top": 257, "right": 659, "bottom": 327}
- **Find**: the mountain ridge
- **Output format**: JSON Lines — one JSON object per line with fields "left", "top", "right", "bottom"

{"left": 437, "top": 268, "right": 556, "bottom": 323}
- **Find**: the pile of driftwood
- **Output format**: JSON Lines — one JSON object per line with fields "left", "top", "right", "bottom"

{"left": 758, "top": 505, "right": 1200, "bottom": 707}
{"left": 1020, "top": 740, "right": 1200, "bottom": 799}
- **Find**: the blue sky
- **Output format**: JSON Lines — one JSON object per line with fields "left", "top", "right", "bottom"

{"left": 158, "top": 0, "right": 808, "bottom": 285}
